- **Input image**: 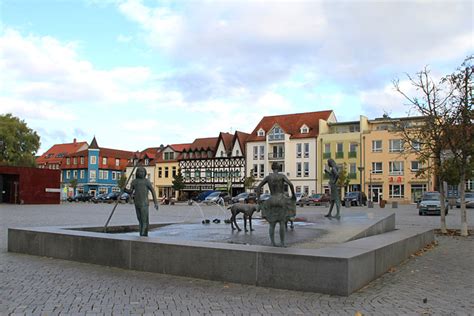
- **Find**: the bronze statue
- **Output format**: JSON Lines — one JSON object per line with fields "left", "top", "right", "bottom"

{"left": 324, "top": 158, "right": 341, "bottom": 219}
{"left": 257, "top": 162, "right": 296, "bottom": 247}
{"left": 127, "top": 167, "right": 159, "bottom": 236}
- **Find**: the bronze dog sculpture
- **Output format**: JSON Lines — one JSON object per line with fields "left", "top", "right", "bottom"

{"left": 228, "top": 203, "right": 260, "bottom": 232}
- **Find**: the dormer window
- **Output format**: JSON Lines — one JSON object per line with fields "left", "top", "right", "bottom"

{"left": 300, "top": 125, "right": 309, "bottom": 134}
{"left": 269, "top": 126, "right": 284, "bottom": 141}
{"left": 257, "top": 128, "right": 265, "bottom": 137}
{"left": 144, "top": 159, "right": 149, "bottom": 166}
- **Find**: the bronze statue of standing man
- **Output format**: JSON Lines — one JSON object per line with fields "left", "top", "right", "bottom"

{"left": 257, "top": 162, "right": 296, "bottom": 247}
{"left": 325, "top": 158, "right": 341, "bottom": 219}
{"left": 127, "top": 167, "right": 159, "bottom": 236}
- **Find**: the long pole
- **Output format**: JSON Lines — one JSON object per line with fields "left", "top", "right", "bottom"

{"left": 104, "top": 161, "right": 139, "bottom": 232}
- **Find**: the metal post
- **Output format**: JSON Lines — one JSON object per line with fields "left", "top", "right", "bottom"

{"left": 358, "top": 166, "right": 364, "bottom": 205}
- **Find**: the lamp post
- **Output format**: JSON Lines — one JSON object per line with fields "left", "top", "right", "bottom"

{"left": 357, "top": 166, "right": 364, "bottom": 206}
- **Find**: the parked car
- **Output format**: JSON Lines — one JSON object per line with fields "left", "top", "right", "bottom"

{"left": 91, "top": 193, "right": 108, "bottom": 203}
{"left": 104, "top": 192, "right": 121, "bottom": 203}
{"left": 67, "top": 193, "right": 93, "bottom": 202}
{"left": 120, "top": 192, "right": 130, "bottom": 203}
{"left": 231, "top": 192, "right": 257, "bottom": 204}
{"left": 204, "top": 191, "right": 230, "bottom": 205}
{"left": 455, "top": 192, "right": 474, "bottom": 208}
{"left": 419, "top": 191, "right": 449, "bottom": 216}
{"left": 300, "top": 193, "right": 330, "bottom": 205}
{"left": 193, "top": 190, "right": 218, "bottom": 202}
{"left": 258, "top": 193, "right": 271, "bottom": 203}
{"left": 342, "top": 191, "right": 367, "bottom": 206}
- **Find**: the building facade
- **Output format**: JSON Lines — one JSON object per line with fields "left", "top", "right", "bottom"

{"left": 61, "top": 137, "right": 133, "bottom": 197}
{"left": 154, "top": 143, "right": 190, "bottom": 199}
{"left": 246, "top": 111, "right": 336, "bottom": 196}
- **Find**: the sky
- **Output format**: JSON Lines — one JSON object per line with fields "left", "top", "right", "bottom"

{"left": 1, "top": 0, "right": 472, "bottom": 154}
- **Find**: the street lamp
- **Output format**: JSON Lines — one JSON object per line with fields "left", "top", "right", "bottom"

{"left": 357, "top": 166, "right": 364, "bottom": 206}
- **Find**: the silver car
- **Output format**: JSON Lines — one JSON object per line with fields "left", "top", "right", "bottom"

{"left": 456, "top": 192, "right": 474, "bottom": 208}
{"left": 418, "top": 192, "right": 449, "bottom": 216}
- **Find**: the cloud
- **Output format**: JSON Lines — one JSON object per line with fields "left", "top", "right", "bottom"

{"left": 0, "top": 96, "right": 76, "bottom": 121}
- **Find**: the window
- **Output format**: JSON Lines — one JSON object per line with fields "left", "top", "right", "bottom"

{"left": 103, "top": 171, "right": 108, "bottom": 180}
{"left": 304, "top": 162, "right": 309, "bottom": 177}
{"left": 194, "top": 169, "right": 200, "bottom": 177}
{"left": 66, "top": 158, "right": 70, "bottom": 165}
{"left": 252, "top": 164, "right": 258, "bottom": 177}
{"left": 304, "top": 143, "right": 309, "bottom": 158}
{"left": 172, "top": 167, "right": 177, "bottom": 177}
{"left": 99, "top": 187, "right": 107, "bottom": 195}
{"left": 296, "top": 162, "right": 302, "bottom": 177}
{"left": 144, "top": 159, "right": 149, "bottom": 166}
{"left": 90, "top": 156, "right": 97, "bottom": 164}
{"left": 269, "top": 126, "right": 284, "bottom": 141}
{"left": 259, "top": 146, "right": 265, "bottom": 160}
{"left": 257, "top": 128, "right": 265, "bottom": 137}
{"left": 372, "top": 140, "right": 382, "bottom": 152}
{"left": 253, "top": 146, "right": 258, "bottom": 160}
{"left": 158, "top": 167, "right": 162, "bottom": 178}
{"left": 259, "top": 164, "right": 265, "bottom": 178}
{"left": 236, "top": 149, "right": 240, "bottom": 156}
{"left": 389, "top": 184, "right": 405, "bottom": 198}
{"left": 389, "top": 161, "right": 404, "bottom": 175}
{"left": 296, "top": 186, "right": 301, "bottom": 193}
{"left": 80, "top": 170, "right": 85, "bottom": 179}
{"left": 411, "top": 161, "right": 421, "bottom": 172}
{"left": 80, "top": 156, "right": 84, "bottom": 164}
{"left": 300, "top": 125, "right": 309, "bottom": 134}
{"left": 349, "top": 163, "right": 357, "bottom": 178}
{"left": 164, "top": 167, "right": 169, "bottom": 178}
{"left": 102, "top": 157, "right": 107, "bottom": 165}
{"left": 303, "top": 186, "right": 309, "bottom": 195}
{"left": 73, "top": 170, "right": 77, "bottom": 179}
{"left": 349, "top": 143, "right": 358, "bottom": 158}
{"left": 90, "top": 170, "right": 96, "bottom": 180}
{"left": 296, "top": 143, "right": 302, "bottom": 158}
{"left": 220, "top": 151, "right": 224, "bottom": 157}
{"left": 66, "top": 170, "right": 70, "bottom": 179}
{"left": 73, "top": 157, "right": 77, "bottom": 165}
{"left": 389, "top": 139, "right": 404, "bottom": 152}
{"left": 411, "top": 140, "right": 421, "bottom": 151}
{"left": 207, "top": 150, "right": 213, "bottom": 157}
{"left": 112, "top": 171, "right": 117, "bottom": 180}
{"left": 336, "top": 142, "right": 344, "bottom": 158}
{"left": 372, "top": 162, "right": 383, "bottom": 174}
{"left": 324, "top": 143, "right": 331, "bottom": 153}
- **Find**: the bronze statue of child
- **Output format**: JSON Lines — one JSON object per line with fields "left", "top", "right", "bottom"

{"left": 127, "top": 167, "right": 159, "bottom": 236}
{"left": 325, "top": 158, "right": 341, "bottom": 219}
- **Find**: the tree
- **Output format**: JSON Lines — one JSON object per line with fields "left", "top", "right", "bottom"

{"left": 442, "top": 55, "right": 473, "bottom": 236}
{"left": 117, "top": 174, "right": 128, "bottom": 190}
{"left": 172, "top": 170, "right": 185, "bottom": 199}
{"left": 69, "top": 178, "right": 78, "bottom": 195}
{"left": 244, "top": 174, "right": 256, "bottom": 192}
{"left": 393, "top": 66, "right": 454, "bottom": 233}
{"left": 337, "top": 163, "right": 350, "bottom": 195}
{"left": 0, "top": 114, "right": 40, "bottom": 167}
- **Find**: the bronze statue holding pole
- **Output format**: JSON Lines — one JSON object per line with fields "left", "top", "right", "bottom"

{"left": 325, "top": 158, "right": 341, "bottom": 219}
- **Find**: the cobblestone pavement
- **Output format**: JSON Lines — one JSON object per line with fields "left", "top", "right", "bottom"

{"left": 1, "top": 203, "right": 473, "bottom": 315}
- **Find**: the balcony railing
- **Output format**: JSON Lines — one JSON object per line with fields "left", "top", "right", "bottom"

{"left": 336, "top": 152, "right": 344, "bottom": 159}
{"left": 348, "top": 151, "right": 357, "bottom": 158}
{"left": 268, "top": 152, "right": 285, "bottom": 160}
{"left": 323, "top": 152, "right": 331, "bottom": 159}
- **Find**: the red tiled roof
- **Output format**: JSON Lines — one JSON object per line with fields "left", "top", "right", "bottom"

{"left": 220, "top": 132, "right": 234, "bottom": 151}
{"left": 62, "top": 147, "right": 134, "bottom": 170}
{"left": 36, "top": 141, "right": 88, "bottom": 165}
{"left": 247, "top": 110, "right": 334, "bottom": 142}
{"left": 185, "top": 137, "right": 219, "bottom": 151}
{"left": 233, "top": 131, "right": 250, "bottom": 155}
{"left": 169, "top": 143, "right": 191, "bottom": 152}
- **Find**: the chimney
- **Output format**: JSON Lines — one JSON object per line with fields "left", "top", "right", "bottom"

{"left": 73, "top": 138, "right": 77, "bottom": 143}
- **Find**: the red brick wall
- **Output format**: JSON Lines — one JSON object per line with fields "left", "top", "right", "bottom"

{"left": 0, "top": 166, "right": 61, "bottom": 204}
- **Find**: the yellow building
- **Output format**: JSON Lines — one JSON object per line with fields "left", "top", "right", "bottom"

{"left": 318, "top": 116, "right": 369, "bottom": 196}
{"left": 361, "top": 116, "right": 434, "bottom": 204}
{"left": 155, "top": 144, "right": 190, "bottom": 199}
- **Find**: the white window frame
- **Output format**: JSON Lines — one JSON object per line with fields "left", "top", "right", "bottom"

{"left": 389, "top": 161, "right": 404, "bottom": 175}
{"left": 304, "top": 162, "right": 309, "bottom": 177}
{"left": 257, "top": 128, "right": 265, "bottom": 137}
{"left": 389, "top": 184, "right": 405, "bottom": 198}
{"left": 90, "top": 156, "right": 97, "bottom": 164}
{"left": 296, "top": 162, "right": 302, "bottom": 177}
{"left": 304, "top": 143, "right": 309, "bottom": 158}
{"left": 389, "top": 139, "right": 404, "bottom": 152}
{"left": 253, "top": 146, "right": 258, "bottom": 160}
{"left": 252, "top": 164, "right": 258, "bottom": 177}
{"left": 66, "top": 158, "right": 70, "bottom": 165}
{"left": 372, "top": 140, "right": 382, "bottom": 152}
{"left": 411, "top": 161, "right": 421, "bottom": 172}
{"left": 73, "top": 170, "right": 77, "bottom": 179}
{"left": 296, "top": 143, "right": 302, "bottom": 158}
{"left": 90, "top": 170, "right": 96, "bottom": 179}
{"left": 80, "top": 156, "right": 84, "bottom": 164}
{"left": 268, "top": 126, "right": 284, "bottom": 141}
{"left": 259, "top": 146, "right": 265, "bottom": 160}
{"left": 372, "top": 162, "right": 383, "bottom": 174}
{"left": 112, "top": 171, "right": 117, "bottom": 180}
{"left": 80, "top": 170, "right": 85, "bottom": 179}
{"left": 102, "top": 157, "right": 107, "bottom": 165}
{"left": 73, "top": 157, "right": 77, "bottom": 165}
{"left": 300, "top": 125, "right": 309, "bottom": 134}
{"left": 259, "top": 164, "right": 265, "bottom": 178}
{"left": 324, "top": 143, "right": 331, "bottom": 153}
{"left": 66, "top": 170, "right": 70, "bottom": 179}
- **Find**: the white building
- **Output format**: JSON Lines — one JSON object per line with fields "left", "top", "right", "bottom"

{"left": 246, "top": 110, "right": 336, "bottom": 196}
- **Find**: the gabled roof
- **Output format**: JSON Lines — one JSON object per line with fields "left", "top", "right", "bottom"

{"left": 89, "top": 137, "right": 99, "bottom": 149}
{"left": 247, "top": 110, "right": 334, "bottom": 142}
{"left": 217, "top": 132, "right": 234, "bottom": 152}
{"left": 36, "top": 140, "right": 88, "bottom": 165}
{"left": 185, "top": 137, "right": 219, "bottom": 152}
{"left": 233, "top": 131, "right": 250, "bottom": 155}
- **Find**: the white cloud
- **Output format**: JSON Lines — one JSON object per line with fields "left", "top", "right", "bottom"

{"left": 0, "top": 97, "right": 76, "bottom": 121}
